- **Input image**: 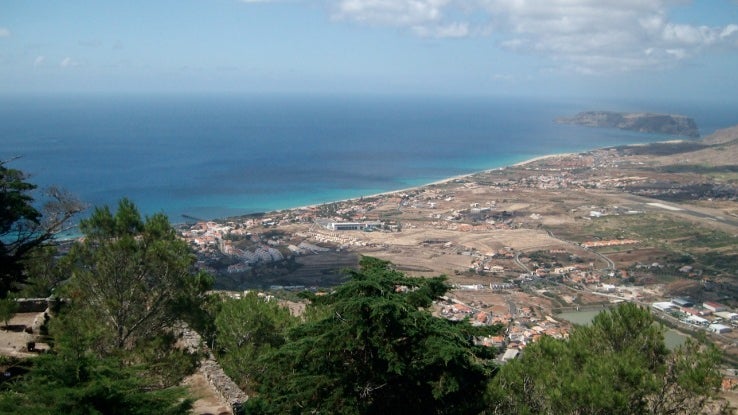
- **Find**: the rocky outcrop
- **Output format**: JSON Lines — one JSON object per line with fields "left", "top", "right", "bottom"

{"left": 556, "top": 111, "right": 700, "bottom": 138}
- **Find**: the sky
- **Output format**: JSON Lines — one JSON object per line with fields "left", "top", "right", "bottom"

{"left": 2, "top": 0, "right": 738, "bottom": 101}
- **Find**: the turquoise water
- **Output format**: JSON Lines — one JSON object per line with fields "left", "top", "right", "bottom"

{"left": 1, "top": 94, "right": 735, "bottom": 221}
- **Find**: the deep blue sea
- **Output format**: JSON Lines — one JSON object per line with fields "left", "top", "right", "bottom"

{"left": 1, "top": 94, "right": 736, "bottom": 222}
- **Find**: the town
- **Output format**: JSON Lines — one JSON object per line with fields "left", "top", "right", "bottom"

{"left": 177, "top": 136, "right": 738, "bottom": 369}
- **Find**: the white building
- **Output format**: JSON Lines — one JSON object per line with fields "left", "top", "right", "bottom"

{"left": 686, "top": 315, "right": 709, "bottom": 326}
{"left": 703, "top": 302, "right": 728, "bottom": 313}
{"left": 709, "top": 324, "right": 733, "bottom": 334}
{"left": 327, "top": 221, "right": 382, "bottom": 231}
{"left": 652, "top": 302, "right": 674, "bottom": 312}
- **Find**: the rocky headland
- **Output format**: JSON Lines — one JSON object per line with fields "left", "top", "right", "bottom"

{"left": 557, "top": 111, "right": 700, "bottom": 138}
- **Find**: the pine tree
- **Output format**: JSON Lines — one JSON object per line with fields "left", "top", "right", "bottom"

{"left": 244, "top": 257, "right": 501, "bottom": 414}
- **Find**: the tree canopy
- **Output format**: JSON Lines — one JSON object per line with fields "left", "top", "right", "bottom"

{"left": 243, "top": 256, "right": 501, "bottom": 414}
{"left": 0, "top": 160, "right": 83, "bottom": 297}
{"left": 214, "top": 292, "right": 299, "bottom": 392}
{"left": 0, "top": 348, "right": 193, "bottom": 414}
{"left": 0, "top": 198, "right": 211, "bottom": 414}
{"left": 64, "top": 198, "right": 212, "bottom": 354}
{"left": 487, "top": 302, "right": 726, "bottom": 415}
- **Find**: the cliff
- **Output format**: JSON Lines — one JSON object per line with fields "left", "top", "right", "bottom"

{"left": 556, "top": 111, "right": 700, "bottom": 138}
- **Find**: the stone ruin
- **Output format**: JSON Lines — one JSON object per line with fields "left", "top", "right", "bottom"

{"left": 177, "top": 322, "right": 249, "bottom": 413}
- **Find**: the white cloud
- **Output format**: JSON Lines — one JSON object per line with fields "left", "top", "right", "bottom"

{"left": 0, "top": 27, "right": 10, "bottom": 37}
{"left": 721, "top": 24, "right": 738, "bottom": 38}
{"left": 60, "top": 57, "right": 79, "bottom": 68}
{"left": 329, "top": 0, "right": 738, "bottom": 73}
{"left": 332, "top": 0, "right": 451, "bottom": 27}
{"left": 33, "top": 56, "right": 45, "bottom": 68}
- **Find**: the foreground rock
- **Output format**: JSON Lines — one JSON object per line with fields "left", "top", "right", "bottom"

{"left": 557, "top": 111, "right": 700, "bottom": 138}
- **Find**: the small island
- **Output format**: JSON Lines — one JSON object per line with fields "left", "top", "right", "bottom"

{"left": 556, "top": 111, "right": 700, "bottom": 138}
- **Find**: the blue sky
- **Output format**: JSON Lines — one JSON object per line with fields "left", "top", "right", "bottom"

{"left": 2, "top": 0, "right": 738, "bottom": 101}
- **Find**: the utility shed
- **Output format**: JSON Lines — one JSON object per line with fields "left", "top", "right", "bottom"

{"left": 709, "top": 324, "right": 732, "bottom": 334}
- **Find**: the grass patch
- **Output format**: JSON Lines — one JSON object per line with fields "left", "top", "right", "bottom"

{"left": 550, "top": 213, "right": 738, "bottom": 277}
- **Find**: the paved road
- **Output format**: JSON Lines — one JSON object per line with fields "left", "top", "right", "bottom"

{"left": 513, "top": 251, "right": 530, "bottom": 274}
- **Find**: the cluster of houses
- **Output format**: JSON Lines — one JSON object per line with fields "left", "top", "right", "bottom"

{"left": 652, "top": 298, "right": 736, "bottom": 334}
{"left": 180, "top": 220, "right": 291, "bottom": 274}
{"left": 437, "top": 297, "right": 569, "bottom": 363}
{"left": 180, "top": 221, "right": 248, "bottom": 249}
{"left": 221, "top": 243, "right": 284, "bottom": 274}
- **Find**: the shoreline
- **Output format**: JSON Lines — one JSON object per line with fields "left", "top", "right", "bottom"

{"left": 231, "top": 151, "right": 582, "bottom": 220}
{"left": 190, "top": 134, "right": 697, "bottom": 224}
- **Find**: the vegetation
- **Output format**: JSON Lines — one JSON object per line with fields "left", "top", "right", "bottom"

{"left": 0, "top": 160, "right": 83, "bottom": 298}
{"left": 213, "top": 262, "right": 726, "bottom": 414}
{"left": 0, "top": 346, "right": 193, "bottom": 414}
{"left": 0, "top": 299, "right": 18, "bottom": 328}
{"left": 63, "top": 198, "right": 213, "bottom": 353}
{"left": 243, "top": 257, "right": 501, "bottom": 414}
{"left": 555, "top": 212, "right": 738, "bottom": 279}
{"left": 214, "top": 292, "right": 299, "bottom": 391}
{"left": 577, "top": 213, "right": 738, "bottom": 251}
{"left": 17, "top": 245, "right": 68, "bottom": 298}
{"left": 0, "top": 164, "right": 729, "bottom": 414}
{"left": 487, "top": 303, "right": 725, "bottom": 414}
{"left": 0, "top": 197, "right": 211, "bottom": 413}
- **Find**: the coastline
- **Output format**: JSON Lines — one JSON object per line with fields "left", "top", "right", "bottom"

{"left": 244, "top": 151, "right": 582, "bottom": 220}
{"left": 10, "top": 95, "right": 727, "bottom": 225}
{"left": 224, "top": 135, "right": 696, "bottom": 222}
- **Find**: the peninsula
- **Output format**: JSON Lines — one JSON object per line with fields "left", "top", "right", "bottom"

{"left": 556, "top": 111, "right": 700, "bottom": 138}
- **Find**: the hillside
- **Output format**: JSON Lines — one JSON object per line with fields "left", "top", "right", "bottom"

{"left": 645, "top": 125, "right": 738, "bottom": 167}
{"left": 557, "top": 111, "right": 700, "bottom": 138}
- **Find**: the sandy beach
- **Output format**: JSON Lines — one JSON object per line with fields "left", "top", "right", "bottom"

{"left": 268, "top": 151, "right": 583, "bottom": 217}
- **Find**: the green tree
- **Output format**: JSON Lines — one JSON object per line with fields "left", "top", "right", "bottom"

{"left": 214, "top": 292, "right": 298, "bottom": 391}
{"left": 49, "top": 198, "right": 213, "bottom": 391}
{"left": 0, "top": 298, "right": 18, "bottom": 327}
{"left": 648, "top": 337, "right": 726, "bottom": 414}
{"left": 487, "top": 303, "right": 726, "bottom": 415}
{"left": 244, "top": 257, "right": 501, "bottom": 414}
{"left": 64, "top": 198, "right": 212, "bottom": 353}
{"left": 16, "top": 245, "right": 67, "bottom": 298}
{"left": 0, "top": 160, "right": 83, "bottom": 297}
{"left": 0, "top": 312, "right": 192, "bottom": 415}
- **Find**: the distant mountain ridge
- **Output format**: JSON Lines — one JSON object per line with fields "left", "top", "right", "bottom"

{"left": 556, "top": 111, "right": 700, "bottom": 138}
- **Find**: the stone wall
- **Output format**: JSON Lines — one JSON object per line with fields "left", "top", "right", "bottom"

{"left": 14, "top": 298, "right": 51, "bottom": 313}
{"left": 178, "top": 323, "right": 249, "bottom": 413}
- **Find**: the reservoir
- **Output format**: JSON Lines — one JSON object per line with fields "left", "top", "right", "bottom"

{"left": 557, "top": 309, "right": 689, "bottom": 350}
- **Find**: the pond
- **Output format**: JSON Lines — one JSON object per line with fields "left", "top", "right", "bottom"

{"left": 557, "top": 309, "right": 688, "bottom": 350}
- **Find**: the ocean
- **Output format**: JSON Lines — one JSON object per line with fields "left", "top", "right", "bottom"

{"left": 1, "top": 94, "right": 736, "bottom": 222}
